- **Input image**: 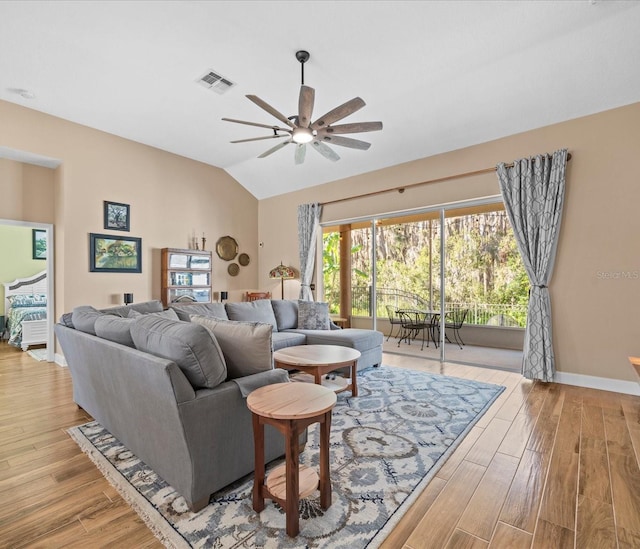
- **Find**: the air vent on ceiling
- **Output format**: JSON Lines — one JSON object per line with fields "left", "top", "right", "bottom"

{"left": 196, "top": 70, "right": 235, "bottom": 94}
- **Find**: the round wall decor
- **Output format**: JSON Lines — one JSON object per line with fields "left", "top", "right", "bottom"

{"left": 216, "top": 236, "right": 238, "bottom": 261}
{"left": 227, "top": 263, "right": 240, "bottom": 276}
{"left": 238, "top": 253, "right": 250, "bottom": 266}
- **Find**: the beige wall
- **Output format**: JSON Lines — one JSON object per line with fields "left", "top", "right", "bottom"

{"left": 259, "top": 102, "right": 640, "bottom": 383}
{"left": 3, "top": 97, "right": 639, "bottom": 384}
{"left": 0, "top": 100, "right": 259, "bottom": 322}
{"left": 0, "top": 159, "right": 55, "bottom": 223}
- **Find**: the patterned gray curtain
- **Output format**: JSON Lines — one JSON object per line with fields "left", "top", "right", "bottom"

{"left": 496, "top": 149, "right": 567, "bottom": 381}
{"left": 297, "top": 203, "right": 322, "bottom": 301}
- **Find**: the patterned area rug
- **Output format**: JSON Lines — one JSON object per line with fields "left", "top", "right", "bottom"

{"left": 68, "top": 366, "right": 504, "bottom": 548}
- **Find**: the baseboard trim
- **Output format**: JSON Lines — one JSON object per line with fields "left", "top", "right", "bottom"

{"left": 55, "top": 352, "right": 67, "bottom": 367}
{"left": 555, "top": 371, "right": 640, "bottom": 396}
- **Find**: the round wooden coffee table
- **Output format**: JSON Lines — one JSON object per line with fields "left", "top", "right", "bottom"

{"left": 247, "top": 382, "right": 337, "bottom": 537}
{"left": 274, "top": 344, "right": 361, "bottom": 396}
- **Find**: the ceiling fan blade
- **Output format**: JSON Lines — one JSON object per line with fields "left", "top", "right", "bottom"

{"left": 222, "top": 117, "right": 291, "bottom": 132}
{"left": 318, "top": 135, "right": 371, "bottom": 150}
{"left": 310, "top": 97, "right": 366, "bottom": 130}
{"left": 258, "top": 140, "right": 290, "bottom": 159}
{"left": 230, "top": 134, "right": 289, "bottom": 144}
{"left": 294, "top": 143, "right": 307, "bottom": 165}
{"left": 246, "top": 95, "right": 296, "bottom": 129}
{"left": 311, "top": 141, "right": 340, "bottom": 162}
{"left": 319, "top": 121, "right": 383, "bottom": 135}
{"left": 298, "top": 85, "right": 315, "bottom": 128}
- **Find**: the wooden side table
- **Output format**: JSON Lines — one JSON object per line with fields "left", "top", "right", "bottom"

{"left": 247, "top": 382, "right": 337, "bottom": 537}
{"left": 274, "top": 344, "right": 361, "bottom": 396}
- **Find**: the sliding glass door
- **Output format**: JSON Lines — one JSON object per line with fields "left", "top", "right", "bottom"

{"left": 322, "top": 196, "right": 526, "bottom": 367}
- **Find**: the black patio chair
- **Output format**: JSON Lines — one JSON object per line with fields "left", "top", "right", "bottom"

{"left": 385, "top": 305, "right": 403, "bottom": 341}
{"left": 397, "top": 309, "right": 430, "bottom": 351}
{"left": 444, "top": 308, "right": 468, "bottom": 349}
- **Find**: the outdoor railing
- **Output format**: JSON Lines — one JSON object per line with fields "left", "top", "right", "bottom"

{"left": 344, "top": 286, "right": 527, "bottom": 327}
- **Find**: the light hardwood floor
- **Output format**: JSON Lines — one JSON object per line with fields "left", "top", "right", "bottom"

{"left": 1, "top": 343, "right": 640, "bottom": 548}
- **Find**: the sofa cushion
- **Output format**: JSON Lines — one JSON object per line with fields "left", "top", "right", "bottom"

{"left": 190, "top": 315, "right": 273, "bottom": 380}
{"left": 272, "top": 331, "right": 307, "bottom": 351}
{"left": 94, "top": 315, "right": 136, "bottom": 347}
{"left": 271, "top": 299, "right": 299, "bottom": 331}
{"left": 72, "top": 306, "right": 116, "bottom": 335}
{"left": 130, "top": 315, "right": 227, "bottom": 389}
{"left": 128, "top": 308, "right": 180, "bottom": 321}
{"left": 225, "top": 300, "right": 278, "bottom": 332}
{"left": 298, "top": 301, "right": 330, "bottom": 330}
{"left": 103, "top": 300, "right": 164, "bottom": 318}
{"left": 288, "top": 328, "right": 384, "bottom": 353}
{"left": 59, "top": 312, "right": 74, "bottom": 328}
{"left": 168, "top": 302, "right": 229, "bottom": 322}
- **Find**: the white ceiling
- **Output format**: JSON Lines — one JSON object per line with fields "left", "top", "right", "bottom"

{"left": 1, "top": 1, "right": 639, "bottom": 199}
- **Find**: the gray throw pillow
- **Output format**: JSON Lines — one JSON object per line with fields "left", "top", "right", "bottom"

{"left": 225, "top": 300, "right": 278, "bottom": 332}
{"left": 271, "top": 299, "right": 299, "bottom": 330}
{"left": 102, "top": 300, "right": 164, "bottom": 318}
{"left": 127, "top": 308, "right": 180, "bottom": 321}
{"left": 58, "top": 312, "right": 75, "bottom": 329}
{"left": 72, "top": 306, "right": 114, "bottom": 335}
{"left": 94, "top": 315, "right": 136, "bottom": 347}
{"left": 190, "top": 315, "right": 273, "bottom": 380}
{"left": 130, "top": 315, "right": 227, "bottom": 389}
{"left": 298, "top": 300, "right": 330, "bottom": 330}
{"left": 168, "top": 302, "right": 229, "bottom": 322}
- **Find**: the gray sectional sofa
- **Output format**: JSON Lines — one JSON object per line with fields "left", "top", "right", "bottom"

{"left": 169, "top": 299, "right": 383, "bottom": 371}
{"left": 56, "top": 298, "right": 382, "bottom": 512}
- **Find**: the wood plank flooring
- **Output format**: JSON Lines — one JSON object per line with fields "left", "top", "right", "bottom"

{"left": 2, "top": 344, "right": 640, "bottom": 547}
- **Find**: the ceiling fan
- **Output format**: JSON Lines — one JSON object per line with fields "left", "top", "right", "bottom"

{"left": 222, "top": 50, "right": 383, "bottom": 164}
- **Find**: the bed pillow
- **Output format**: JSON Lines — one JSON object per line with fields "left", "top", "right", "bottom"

{"left": 7, "top": 294, "right": 47, "bottom": 308}
{"left": 94, "top": 315, "right": 136, "bottom": 347}
{"left": 298, "top": 300, "right": 331, "bottom": 330}
{"left": 190, "top": 315, "right": 273, "bottom": 380}
{"left": 130, "top": 315, "right": 227, "bottom": 389}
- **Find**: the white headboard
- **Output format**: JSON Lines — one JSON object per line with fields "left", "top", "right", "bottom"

{"left": 3, "top": 270, "right": 47, "bottom": 312}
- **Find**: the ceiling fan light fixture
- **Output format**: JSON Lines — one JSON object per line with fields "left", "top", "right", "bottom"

{"left": 292, "top": 127, "right": 314, "bottom": 144}
{"left": 223, "top": 49, "right": 382, "bottom": 163}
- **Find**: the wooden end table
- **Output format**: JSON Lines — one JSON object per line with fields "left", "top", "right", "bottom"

{"left": 247, "top": 382, "right": 337, "bottom": 537}
{"left": 274, "top": 344, "right": 361, "bottom": 396}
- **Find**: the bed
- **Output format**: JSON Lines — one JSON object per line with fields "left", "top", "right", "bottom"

{"left": 3, "top": 270, "right": 48, "bottom": 351}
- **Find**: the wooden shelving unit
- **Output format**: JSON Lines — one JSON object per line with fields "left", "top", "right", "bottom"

{"left": 161, "top": 248, "right": 212, "bottom": 307}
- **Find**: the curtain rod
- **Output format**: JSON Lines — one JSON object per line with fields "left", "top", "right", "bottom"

{"left": 319, "top": 152, "right": 572, "bottom": 207}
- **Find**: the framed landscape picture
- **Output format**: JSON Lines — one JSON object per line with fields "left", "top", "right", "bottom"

{"left": 89, "top": 233, "right": 142, "bottom": 273}
{"left": 103, "top": 201, "right": 130, "bottom": 232}
{"left": 32, "top": 229, "right": 47, "bottom": 260}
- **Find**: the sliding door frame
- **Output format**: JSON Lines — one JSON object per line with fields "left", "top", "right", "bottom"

{"left": 320, "top": 194, "right": 503, "bottom": 362}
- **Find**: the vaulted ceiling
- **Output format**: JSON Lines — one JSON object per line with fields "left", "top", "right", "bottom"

{"left": 2, "top": 1, "right": 639, "bottom": 199}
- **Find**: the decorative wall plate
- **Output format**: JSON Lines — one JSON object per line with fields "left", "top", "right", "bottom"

{"left": 238, "top": 253, "right": 250, "bottom": 266}
{"left": 216, "top": 236, "right": 238, "bottom": 261}
{"left": 228, "top": 263, "right": 240, "bottom": 276}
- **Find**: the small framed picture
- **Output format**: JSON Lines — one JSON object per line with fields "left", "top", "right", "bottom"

{"left": 90, "top": 233, "right": 142, "bottom": 273}
{"left": 104, "top": 201, "right": 130, "bottom": 232}
{"left": 32, "top": 229, "right": 47, "bottom": 260}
